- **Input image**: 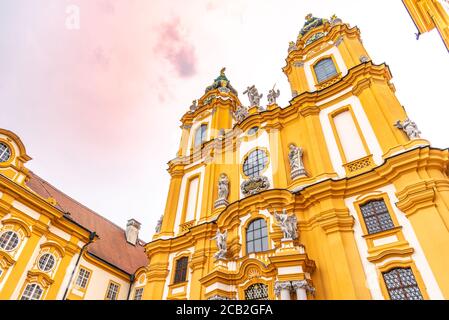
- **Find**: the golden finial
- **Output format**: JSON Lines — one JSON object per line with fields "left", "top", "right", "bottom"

{"left": 220, "top": 67, "right": 226, "bottom": 76}
{"left": 305, "top": 13, "right": 313, "bottom": 21}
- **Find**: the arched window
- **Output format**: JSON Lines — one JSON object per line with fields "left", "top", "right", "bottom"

{"left": 0, "top": 230, "right": 20, "bottom": 251}
{"left": 245, "top": 283, "right": 269, "bottom": 300}
{"left": 314, "top": 58, "right": 337, "bottom": 83}
{"left": 360, "top": 199, "right": 395, "bottom": 234}
{"left": 0, "top": 142, "right": 11, "bottom": 163}
{"left": 173, "top": 256, "right": 189, "bottom": 284}
{"left": 382, "top": 267, "right": 423, "bottom": 300}
{"left": 246, "top": 219, "right": 268, "bottom": 254}
{"left": 20, "top": 283, "right": 44, "bottom": 300}
{"left": 243, "top": 149, "right": 269, "bottom": 178}
{"left": 194, "top": 124, "right": 208, "bottom": 148}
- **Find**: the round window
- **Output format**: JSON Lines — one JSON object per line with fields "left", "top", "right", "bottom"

{"left": 247, "top": 126, "right": 259, "bottom": 135}
{"left": 0, "top": 143, "right": 11, "bottom": 163}
{"left": 38, "top": 253, "right": 56, "bottom": 272}
{"left": 0, "top": 231, "right": 20, "bottom": 251}
{"left": 243, "top": 149, "right": 268, "bottom": 178}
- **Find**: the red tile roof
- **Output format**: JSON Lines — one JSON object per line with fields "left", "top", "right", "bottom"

{"left": 26, "top": 172, "right": 148, "bottom": 275}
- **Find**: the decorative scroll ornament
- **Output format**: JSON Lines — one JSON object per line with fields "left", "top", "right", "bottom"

{"left": 233, "top": 105, "right": 249, "bottom": 123}
{"left": 214, "top": 173, "right": 229, "bottom": 208}
{"left": 241, "top": 175, "right": 270, "bottom": 197}
{"left": 304, "top": 31, "right": 327, "bottom": 46}
{"left": 394, "top": 118, "right": 421, "bottom": 139}
{"left": 243, "top": 85, "right": 263, "bottom": 107}
{"left": 155, "top": 215, "right": 163, "bottom": 233}
{"left": 267, "top": 84, "right": 280, "bottom": 105}
{"left": 212, "top": 229, "right": 228, "bottom": 260}
{"left": 288, "top": 144, "right": 307, "bottom": 179}
{"left": 273, "top": 209, "right": 298, "bottom": 240}
{"left": 274, "top": 281, "right": 293, "bottom": 297}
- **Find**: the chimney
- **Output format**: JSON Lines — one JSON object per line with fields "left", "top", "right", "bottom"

{"left": 125, "top": 219, "right": 141, "bottom": 245}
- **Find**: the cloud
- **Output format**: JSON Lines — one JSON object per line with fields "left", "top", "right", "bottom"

{"left": 155, "top": 17, "right": 197, "bottom": 78}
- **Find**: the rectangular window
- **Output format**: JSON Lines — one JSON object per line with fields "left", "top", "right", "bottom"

{"left": 194, "top": 124, "right": 207, "bottom": 148}
{"left": 75, "top": 267, "right": 91, "bottom": 289}
{"left": 105, "top": 282, "right": 120, "bottom": 300}
{"left": 134, "top": 287, "right": 144, "bottom": 300}
{"left": 360, "top": 199, "right": 395, "bottom": 234}
{"left": 173, "top": 257, "right": 188, "bottom": 284}
{"left": 183, "top": 176, "right": 199, "bottom": 223}
{"left": 332, "top": 109, "right": 367, "bottom": 163}
{"left": 314, "top": 58, "right": 337, "bottom": 83}
{"left": 382, "top": 267, "right": 423, "bottom": 300}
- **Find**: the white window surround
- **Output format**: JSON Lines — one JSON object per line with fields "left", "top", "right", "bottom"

{"left": 345, "top": 185, "right": 444, "bottom": 300}
{"left": 303, "top": 46, "right": 347, "bottom": 91}
{"left": 319, "top": 95, "right": 383, "bottom": 178}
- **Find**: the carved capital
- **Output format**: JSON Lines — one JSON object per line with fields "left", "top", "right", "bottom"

{"left": 274, "top": 281, "right": 292, "bottom": 296}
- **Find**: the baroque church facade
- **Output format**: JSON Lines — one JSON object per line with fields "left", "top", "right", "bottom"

{"left": 1, "top": 14, "right": 449, "bottom": 300}
{"left": 143, "top": 14, "right": 449, "bottom": 300}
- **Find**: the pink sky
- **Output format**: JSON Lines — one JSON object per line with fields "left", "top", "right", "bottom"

{"left": 1, "top": 1, "right": 449, "bottom": 241}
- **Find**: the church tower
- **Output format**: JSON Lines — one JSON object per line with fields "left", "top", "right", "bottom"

{"left": 143, "top": 14, "right": 449, "bottom": 300}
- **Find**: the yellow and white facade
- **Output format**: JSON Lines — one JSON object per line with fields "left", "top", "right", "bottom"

{"left": 0, "top": 129, "right": 148, "bottom": 300}
{"left": 144, "top": 15, "right": 449, "bottom": 300}
{"left": 402, "top": 0, "right": 449, "bottom": 51}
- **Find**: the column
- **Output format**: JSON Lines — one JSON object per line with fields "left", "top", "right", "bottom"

{"left": 274, "top": 281, "right": 292, "bottom": 300}
{"left": 292, "top": 280, "right": 309, "bottom": 300}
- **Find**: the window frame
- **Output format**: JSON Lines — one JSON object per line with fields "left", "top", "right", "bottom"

{"left": 75, "top": 266, "right": 92, "bottom": 290}
{"left": 242, "top": 147, "right": 270, "bottom": 179}
{"left": 20, "top": 283, "right": 44, "bottom": 300}
{"left": 37, "top": 253, "right": 56, "bottom": 273}
{"left": 377, "top": 260, "right": 429, "bottom": 300}
{"left": 105, "top": 280, "right": 121, "bottom": 300}
{"left": 0, "top": 142, "right": 12, "bottom": 163}
{"left": 359, "top": 199, "right": 396, "bottom": 235}
{"left": 0, "top": 230, "right": 21, "bottom": 252}
{"left": 353, "top": 193, "right": 400, "bottom": 236}
{"left": 134, "top": 287, "right": 144, "bottom": 300}
{"left": 173, "top": 256, "right": 189, "bottom": 284}
{"left": 193, "top": 123, "right": 208, "bottom": 148}
{"left": 245, "top": 218, "right": 269, "bottom": 255}
{"left": 382, "top": 267, "right": 424, "bottom": 300}
{"left": 311, "top": 55, "right": 340, "bottom": 84}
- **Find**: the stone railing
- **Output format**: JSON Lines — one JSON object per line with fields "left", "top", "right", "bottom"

{"left": 343, "top": 155, "right": 374, "bottom": 176}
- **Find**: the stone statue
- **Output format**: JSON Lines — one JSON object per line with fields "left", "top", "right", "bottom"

{"left": 288, "top": 41, "right": 297, "bottom": 52}
{"left": 243, "top": 85, "right": 263, "bottom": 107}
{"left": 273, "top": 209, "right": 298, "bottom": 240}
{"left": 233, "top": 105, "right": 249, "bottom": 123}
{"left": 267, "top": 85, "right": 280, "bottom": 105}
{"left": 214, "top": 174, "right": 229, "bottom": 208}
{"left": 394, "top": 118, "right": 421, "bottom": 139}
{"left": 155, "top": 215, "right": 163, "bottom": 233}
{"left": 288, "top": 144, "right": 306, "bottom": 179}
{"left": 212, "top": 229, "right": 227, "bottom": 260}
{"left": 189, "top": 100, "right": 198, "bottom": 112}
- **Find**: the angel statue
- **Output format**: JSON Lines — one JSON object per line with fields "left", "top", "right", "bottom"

{"left": 155, "top": 215, "right": 163, "bottom": 233}
{"left": 243, "top": 85, "right": 263, "bottom": 107}
{"left": 394, "top": 118, "right": 421, "bottom": 139}
{"left": 274, "top": 209, "right": 298, "bottom": 240}
{"left": 267, "top": 84, "right": 280, "bottom": 105}
{"left": 211, "top": 229, "right": 228, "bottom": 260}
